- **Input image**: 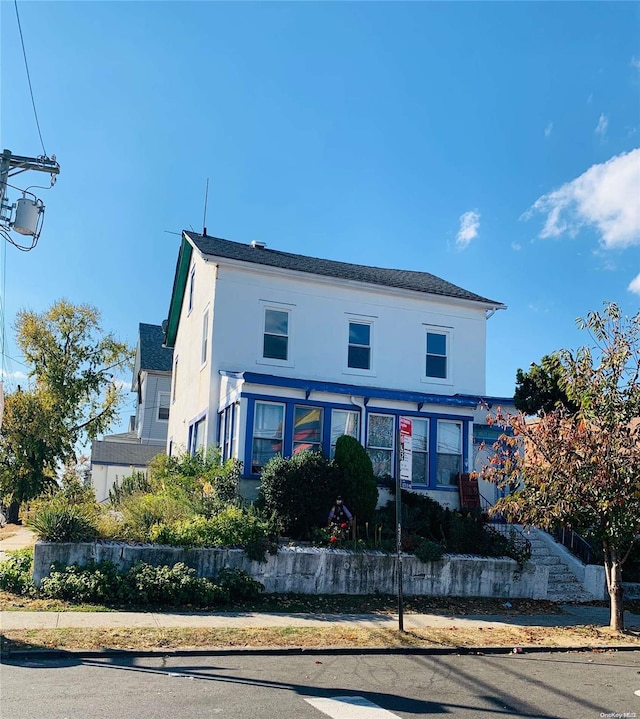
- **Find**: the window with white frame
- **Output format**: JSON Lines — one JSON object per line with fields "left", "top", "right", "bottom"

{"left": 411, "top": 417, "right": 429, "bottom": 485}
{"left": 201, "top": 308, "right": 209, "bottom": 365}
{"left": 366, "top": 413, "right": 395, "bottom": 478}
{"left": 220, "top": 405, "right": 235, "bottom": 461}
{"left": 330, "top": 409, "right": 360, "bottom": 458}
{"left": 293, "top": 406, "right": 323, "bottom": 455}
{"left": 157, "top": 392, "right": 170, "bottom": 422}
{"left": 251, "top": 401, "right": 284, "bottom": 473}
{"left": 188, "top": 267, "right": 195, "bottom": 313}
{"left": 348, "top": 321, "right": 371, "bottom": 370}
{"left": 425, "top": 330, "right": 448, "bottom": 380}
{"left": 263, "top": 308, "right": 289, "bottom": 361}
{"left": 436, "top": 420, "right": 462, "bottom": 485}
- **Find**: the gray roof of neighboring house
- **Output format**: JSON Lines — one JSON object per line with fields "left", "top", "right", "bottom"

{"left": 185, "top": 231, "right": 504, "bottom": 306}
{"left": 91, "top": 440, "right": 164, "bottom": 467}
{"left": 138, "top": 323, "right": 173, "bottom": 372}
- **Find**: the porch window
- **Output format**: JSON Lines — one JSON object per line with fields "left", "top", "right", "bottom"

{"left": 191, "top": 417, "right": 206, "bottom": 455}
{"left": 293, "top": 406, "right": 323, "bottom": 455}
{"left": 330, "top": 409, "right": 360, "bottom": 458}
{"left": 367, "top": 413, "right": 394, "bottom": 478}
{"left": 411, "top": 417, "right": 429, "bottom": 485}
{"left": 252, "top": 401, "right": 284, "bottom": 473}
{"left": 436, "top": 420, "right": 462, "bottom": 485}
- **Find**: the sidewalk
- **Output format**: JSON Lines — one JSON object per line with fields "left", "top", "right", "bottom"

{"left": 2, "top": 605, "right": 639, "bottom": 631}
{"left": 0, "top": 525, "right": 36, "bottom": 561}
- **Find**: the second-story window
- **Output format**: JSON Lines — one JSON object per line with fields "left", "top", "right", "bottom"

{"left": 188, "top": 267, "right": 195, "bottom": 313}
{"left": 426, "top": 330, "right": 448, "bottom": 379}
{"left": 348, "top": 321, "right": 371, "bottom": 370}
{"left": 157, "top": 392, "right": 170, "bottom": 421}
{"left": 201, "top": 308, "right": 209, "bottom": 365}
{"left": 263, "top": 308, "right": 289, "bottom": 361}
{"left": 172, "top": 357, "right": 178, "bottom": 402}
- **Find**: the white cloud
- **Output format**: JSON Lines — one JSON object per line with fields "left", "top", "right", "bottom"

{"left": 628, "top": 273, "right": 640, "bottom": 295}
{"left": 544, "top": 122, "right": 553, "bottom": 138}
{"left": 511, "top": 242, "right": 522, "bottom": 251}
{"left": 0, "top": 370, "right": 27, "bottom": 382}
{"left": 595, "top": 113, "right": 608, "bottom": 136}
{"left": 632, "top": 56, "right": 640, "bottom": 71}
{"left": 456, "top": 210, "right": 480, "bottom": 249}
{"left": 522, "top": 148, "right": 640, "bottom": 249}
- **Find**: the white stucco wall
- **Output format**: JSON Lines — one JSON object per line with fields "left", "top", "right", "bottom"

{"left": 169, "top": 245, "right": 496, "bottom": 461}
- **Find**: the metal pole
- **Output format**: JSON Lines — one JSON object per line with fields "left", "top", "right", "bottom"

{"left": 0, "top": 150, "right": 11, "bottom": 223}
{"left": 395, "top": 422, "right": 404, "bottom": 632}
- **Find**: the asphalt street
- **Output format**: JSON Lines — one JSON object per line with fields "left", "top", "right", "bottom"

{"left": 2, "top": 651, "right": 640, "bottom": 718}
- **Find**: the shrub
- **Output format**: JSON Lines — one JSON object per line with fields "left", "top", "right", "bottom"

{"left": 108, "top": 470, "right": 152, "bottom": 507}
{"left": 29, "top": 504, "right": 98, "bottom": 542}
{"left": 117, "top": 492, "right": 193, "bottom": 542}
{"left": 257, "top": 451, "right": 341, "bottom": 539}
{"left": 415, "top": 538, "right": 444, "bottom": 563}
{"left": 38, "top": 560, "right": 263, "bottom": 607}
{"left": 40, "top": 560, "right": 122, "bottom": 603}
{"left": 149, "top": 506, "right": 275, "bottom": 561}
{"left": 0, "top": 549, "right": 35, "bottom": 595}
{"left": 124, "top": 561, "right": 227, "bottom": 606}
{"left": 215, "top": 567, "right": 264, "bottom": 600}
{"left": 333, "top": 435, "right": 378, "bottom": 525}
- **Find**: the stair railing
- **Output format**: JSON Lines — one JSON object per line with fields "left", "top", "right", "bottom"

{"left": 553, "top": 526, "right": 592, "bottom": 565}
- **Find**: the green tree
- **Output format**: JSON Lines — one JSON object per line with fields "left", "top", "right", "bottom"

{"left": 483, "top": 303, "right": 640, "bottom": 631}
{"left": 333, "top": 435, "right": 378, "bottom": 525}
{"left": 0, "top": 389, "right": 61, "bottom": 522}
{"left": 0, "top": 300, "right": 133, "bottom": 520}
{"left": 514, "top": 354, "right": 579, "bottom": 416}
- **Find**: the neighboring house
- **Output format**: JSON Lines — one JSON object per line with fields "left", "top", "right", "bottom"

{"left": 90, "top": 323, "right": 174, "bottom": 502}
{"left": 163, "top": 231, "right": 513, "bottom": 508}
{"left": 131, "top": 323, "right": 174, "bottom": 445}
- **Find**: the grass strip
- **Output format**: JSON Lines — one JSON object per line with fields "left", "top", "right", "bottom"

{"left": 2, "top": 624, "right": 639, "bottom": 654}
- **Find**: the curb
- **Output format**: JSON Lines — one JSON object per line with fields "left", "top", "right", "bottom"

{"left": 2, "top": 644, "right": 639, "bottom": 661}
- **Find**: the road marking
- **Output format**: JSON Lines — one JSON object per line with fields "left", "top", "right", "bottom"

{"left": 305, "top": 696, "right": 402, "bottom": 718}
{"left": 634, "top": 689, "right": 640, "bottom": 697}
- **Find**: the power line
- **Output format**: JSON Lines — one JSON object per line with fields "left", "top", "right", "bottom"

{"left": 14, "top": 0, "right": 47, "bottom": 157}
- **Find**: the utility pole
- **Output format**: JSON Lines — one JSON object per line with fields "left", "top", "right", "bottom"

{"left": 0, "top": 149, "right": 60, "bottom": 245}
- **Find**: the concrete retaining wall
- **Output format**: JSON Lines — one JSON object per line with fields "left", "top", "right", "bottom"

{"left": 32, "top": 542, "right": 549, "bottom": 599}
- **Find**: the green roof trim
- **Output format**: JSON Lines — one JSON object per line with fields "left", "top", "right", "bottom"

{"left": 164, "top": 235, "right": 193, "bottom": 348}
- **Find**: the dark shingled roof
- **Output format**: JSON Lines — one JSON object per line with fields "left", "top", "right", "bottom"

{"left": 185, "top": 232, "right": 504, "bottom": 307}
{"left": 139, "top": 323, "right": 173, "bottom": 372}
{"left": 91, "top": 441, "right": 164, "bottom": 467}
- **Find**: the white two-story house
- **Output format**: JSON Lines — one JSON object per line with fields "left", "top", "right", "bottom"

{"left": 163, "top": 231, "right": 511, "bottom": 508}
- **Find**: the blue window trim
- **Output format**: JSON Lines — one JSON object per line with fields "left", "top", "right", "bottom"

{"left": 187, "top": 409, "right": 207, "bottom": 455}
{"left": 361, "top": 409, "right": 470, "bottom": 491}
{"left": 241, "top": 392, "right": 471, "bottom": 488}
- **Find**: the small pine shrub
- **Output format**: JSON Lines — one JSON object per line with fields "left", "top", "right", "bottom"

{"left": 0, "top": 549, "right": 35, "bottom": 595}
{"left": 333, "top": 435, "right": 378, "bottom": 525}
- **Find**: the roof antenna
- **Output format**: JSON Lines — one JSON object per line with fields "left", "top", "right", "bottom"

{"left": 202, "top": 177, "right": 209, "bottom": 236}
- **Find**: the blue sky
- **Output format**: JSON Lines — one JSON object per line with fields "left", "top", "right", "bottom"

{"left": 1, "top": 1, "right": 639, "bottom": 433}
